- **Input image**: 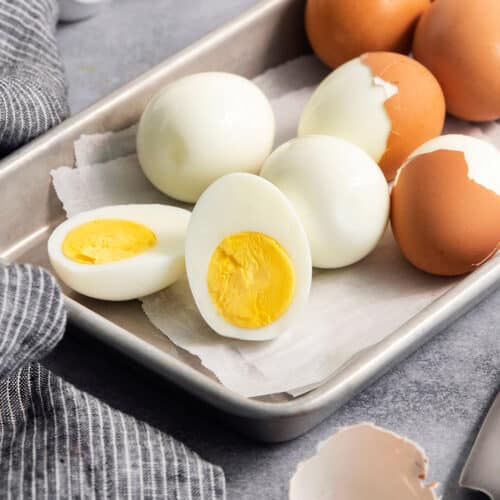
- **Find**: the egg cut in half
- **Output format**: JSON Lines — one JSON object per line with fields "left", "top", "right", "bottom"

{"left": 391, "top": 135, "right": 500, "bottom": 276}
{"left": 48, "top": 204, "right": 191, "bottom": 300}
{"left": 185, "top": 173, "right": 312, "bottom": 341}
{"left": 261, "top": 135, "right": 389, "bottom": 268}
{"left": 299, "top": 52, "right": 445, "bottom": 181}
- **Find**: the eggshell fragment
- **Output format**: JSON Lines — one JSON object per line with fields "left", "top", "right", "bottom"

{"left": 305, "top": 0, "right": 430, "bottom": 69}
{"left": 413, "top": 0, "right": 500, "bottom": 121}
{"left": 299, "top": 52, "right": 445, "bottom": 181}
{"left": 289, "top": 423, "right": 437, "bottom": 500}
{"left": 391, "top": 135, "right": 500, "bottom": 276}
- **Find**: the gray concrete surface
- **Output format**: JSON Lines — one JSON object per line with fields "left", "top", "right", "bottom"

{"left": 46, "top": 1, "right": 499, "bottom": 499}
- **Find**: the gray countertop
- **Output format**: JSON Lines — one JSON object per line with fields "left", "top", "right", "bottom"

{"left": 45, "top": 1, "right": 499, "bottom": 498}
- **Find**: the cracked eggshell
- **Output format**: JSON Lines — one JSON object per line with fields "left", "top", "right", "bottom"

{"left": 261, "top": 135, "right": 389, "bottom": 268}
{"left": 391, "top": 135, "right": 500, "bottom": 276}
{"left": 289, "top": 423, "right": 437, "bottom": 500}
{"left": 305, "top": 0, "right": 431, "bottom": 69}
{"left": 137, "top": 72, "right": 275, "bottom": 203}
{"left": 413, "top": 0, "right": 500, "bottom": 122}
{"left": 298, "top": 52, "right": 445, "bottom": 181}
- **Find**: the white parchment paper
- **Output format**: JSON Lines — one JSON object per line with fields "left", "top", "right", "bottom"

{"left": 50, "top": 55, "right": 499, "bottom": 397}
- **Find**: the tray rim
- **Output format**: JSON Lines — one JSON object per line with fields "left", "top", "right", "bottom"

{"left": 2, "top": 0, "right": 500, "bottom": 434}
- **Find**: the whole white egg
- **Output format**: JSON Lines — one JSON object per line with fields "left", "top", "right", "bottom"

{"left": 185, "top": 173, "right": 311, "bottom": 341}
{"left": 48, "top": 204, "right": 190, "bottom": 301}
{"left": 261, "top": 135, "right": 389, "bottom": 268}
{"left": 137, "top": 72, "right": 275, "bottom": 203}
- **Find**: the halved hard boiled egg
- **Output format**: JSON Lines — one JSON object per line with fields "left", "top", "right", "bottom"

{"left": 391, "top": 135, "right": 500, "bottom": 276}
{"left": 48, "top": 204, "right": 191, "bottom": 300}
{"left": 299, "top": 52, "right": 445, "bottom": 181}
{"left": 185, "top": 173, "right": 312, "bottom": 341}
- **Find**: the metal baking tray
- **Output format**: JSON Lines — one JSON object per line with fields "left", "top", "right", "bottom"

{"left": 1, "top": 0, "right": 500, "bottom": 442}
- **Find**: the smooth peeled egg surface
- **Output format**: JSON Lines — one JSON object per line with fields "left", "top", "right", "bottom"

{"left": 185, "top": 173, "right": 311, "bottom": 341}
{"left": 413, "top": 0, "right": 500, "bottom": 122}
{"left": 137, "top": 72, "right": 275, "bottom": 203}
{"left": 48, "top": 204, "right": 191, "bottom": 300}
{"left": 299, "top": 52, "right": 445, "bottom": 181}
{"left": 391, "top": 135, "right": 500, "bottom": 276}
{"left": 261, "top": 135, "right": 389, "bottom": 268}
{"left": 305, "top": 0, "right": 430, "bottom": 69}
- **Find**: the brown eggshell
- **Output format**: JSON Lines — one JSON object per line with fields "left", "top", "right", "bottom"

{"left": 391, "top": 150, "right": 500, "bottom": 276}
{"left": 362, "top": 52, "right": 446, "bottom": 181}
{"left": 305, "top": 0, "right": 431, "bottom": 69}
{"left": 289, "top": 423, "right": 437, "bottom": 500}
{"left": 413, "top": 0, "right": 500, "bottom": 121}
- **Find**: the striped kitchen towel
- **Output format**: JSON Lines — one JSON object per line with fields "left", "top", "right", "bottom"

{"left": 0, "top": 263, "right": 226, "bottom": 499}
{"left": 0, "top": 0, "right": 69, "bottom": 156}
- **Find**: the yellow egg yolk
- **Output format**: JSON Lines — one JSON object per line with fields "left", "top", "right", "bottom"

{"left": 207, "top": 231, "right": 295, "bottom": 329}
{"left": 62, "top": 219, "right": 157, "bottom": 264}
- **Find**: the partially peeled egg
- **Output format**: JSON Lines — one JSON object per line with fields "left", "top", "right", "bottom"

{"left": 299, "top": 52, "right": 446, "bottom": 181}
{"left": 48, "top": 204, "right": 191, "bottom": 300}
{"left": 391, "top": 135, "right": 500, "bottom": 276}
{"left": 185, "top": 173, "right": 311, "bottom": 341}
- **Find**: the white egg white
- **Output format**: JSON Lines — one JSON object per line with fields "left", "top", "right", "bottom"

{"left": 137, "top": 72, "right": 275, "bottom": 203}
{"left": 48, "top": 204, "right": 191, "bottom": 301}
{"left": 185, "top": 173, "right": 312, "bottom": 341}
{"left": 298, "top": 57, "right": 396, "bottom": 163}
{"left": 261, "top": 135, "right": 389, "bottom": 268}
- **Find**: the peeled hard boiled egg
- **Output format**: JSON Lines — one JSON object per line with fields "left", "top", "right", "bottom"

{"left": 48, "top": 204, "right": 191, "bottom": 300}
{"left": 137, "top": 72, "right": 275, "bottom": 203}
{"left": 413, "top": 0, "right": 500, "bottom": 121}
{"left": 305, "top": 0, "right": 430, "bottom": 69}
{"left": 185, "top": 173, "right": 311, "bottom": 341}
{"left": 391, "top": 135, "right": 500, "bottom": 276}
{"left": 261, "top": 135, "right": 389, "bottom": 268}
{"left": 299, "top": 52, "right": 445, "bottom": 181}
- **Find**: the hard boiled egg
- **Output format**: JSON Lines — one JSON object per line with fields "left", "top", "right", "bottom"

{"left": 48, "top": 204, "right": 191, "bottom": 300}
{"left": 391, "top": 135, "right": 500, "bottom": 276}
{"left": 299, "top": 52, "right": 445, "bottom": 181}
{"left": 305, "top": 0, "right": 430, "bottom": 69}
{"left": 261, "top": 136, "right": 389, "bottom": 268}
{"left": 137, "top": 72, "right": 275, "bottom": 203}
{"left": 413, "top": 0, "right": 500, "bottom": 121}
{"left": 185, "top": 173, "right": 311, "bottom": 341}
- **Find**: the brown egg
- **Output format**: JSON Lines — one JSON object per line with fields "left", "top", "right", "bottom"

{"left": 391, "top": 135, "right": 500, "bottom": 276}
{"left": 413, "top": 0, "right": 500, "bottom": 122}
{"left": 299, "top": 52, "right": 446, "bottom": 181}
{"left": 362, "top": 52, "right": 446, "bottom": 181}
{"left": 305, "top": 0, "right": 431, "bottom": 69}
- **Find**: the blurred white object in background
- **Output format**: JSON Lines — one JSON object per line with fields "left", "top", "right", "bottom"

{"left": 58, "top": 0, "right": 109, "bottom": 22}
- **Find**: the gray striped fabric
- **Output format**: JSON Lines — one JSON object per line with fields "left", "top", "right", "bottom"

{"left": 1, "top": 2, "right": 226, "bottom": 497}
{"left": 0, "top": 265, "right": 226, "bottom": 499}
{"left": 0, "top": 0, "right": 69, "bottom": 155}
